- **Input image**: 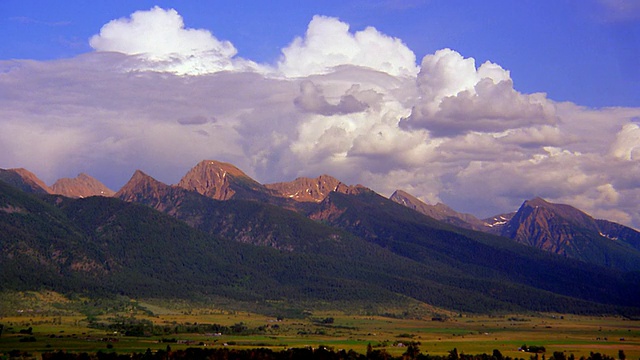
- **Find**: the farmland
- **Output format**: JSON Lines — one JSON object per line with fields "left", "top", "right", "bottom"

{"left": 0, "top": 293, "right": 638, "bottom": 359}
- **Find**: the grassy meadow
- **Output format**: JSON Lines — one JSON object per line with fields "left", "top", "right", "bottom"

{"left": 0, "top": 292, "right": 638, "bottom": 359}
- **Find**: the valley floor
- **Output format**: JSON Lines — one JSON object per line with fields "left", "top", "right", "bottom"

{"left": 0, "top": 297, "right": 638, "bottom": 359}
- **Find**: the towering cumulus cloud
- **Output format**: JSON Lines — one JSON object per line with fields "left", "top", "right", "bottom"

{"left": 277, "top": 15, "right": 419, "bottom": 77}
{"left": 89, "top": 6, "right": 257, "bottom": 74}
{"left": 1, "top": 7, "right": 640, "bottom": 229}
{"left": 400, "top": 49, "right": 558, "bottom": 136}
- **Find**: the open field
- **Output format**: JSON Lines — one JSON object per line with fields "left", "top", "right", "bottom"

{"left": 1, "top": 297, "right": 638, "bottom": 359}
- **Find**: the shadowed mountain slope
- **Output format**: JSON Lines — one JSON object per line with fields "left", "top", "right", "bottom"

{"left": 307, "top": 190, "right": 640, "bottom": 310}
{"left": 112, "top": 169, "right": 640, "bottom": 313}
{"left": 1, "top": 178, "right": 571, "bottom": 313}
{"left": 390, "top": 190, "right": 487, "bottom": 230}
{"left": 3, "top": 161, "right": 640, "bottom": 315}
{"left": 488, "top": 197, "right": 640, "bottom": 271}
{"left": 0, "top": 168, "right": 52, "bottom": 194}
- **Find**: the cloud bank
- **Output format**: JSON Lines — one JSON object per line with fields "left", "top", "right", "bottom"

{"left": 1, "top": 7, "right": 640, "bottom": 229}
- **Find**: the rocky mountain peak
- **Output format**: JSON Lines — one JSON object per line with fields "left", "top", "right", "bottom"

{"left": 265, "top": 174, "right": 353, "bottom": 202}
{"left": 115, "top": 170, "right": 170, "bottom": 202}
{"left": 523, "top": 196, "right": 548, "bottom": 207}
{"left": 196, "top": 160, "right": 248, "bottom": 177}
{"left": 495, "top": 197, "right": 604, "bottom": 254}
{"left": 51, "top": 173, "right": 115, "bottom": 198}
{"left": 0, "top": 168, "right": 52, "bottom": 194}
{"left": 517, "top": 197, "right": 599, "bottom": 232}
{"left": 389, "top": 190, "right": 423, "bottom": 208}
{"left": 480, "top": 196, "right": 640, "bottom": 270}
{"left": 176, "top": 160, "right": 257, "bottom": 200}
{"left": 126, "top": 169, "right": 157, "bottom": 184}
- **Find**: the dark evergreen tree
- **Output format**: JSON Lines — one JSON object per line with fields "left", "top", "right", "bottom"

{"left": 552, "top": 352, "right": 566, "bottom": 360}
{"left": 449, "top": 348, "right": 460, "bottom": 360}
{"left": 403, "top": 342, "right": 421, "bottom": 360}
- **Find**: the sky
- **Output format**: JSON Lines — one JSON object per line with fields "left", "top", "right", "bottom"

{"left": 1, "top": 1, "right": 639, "bottom": 228}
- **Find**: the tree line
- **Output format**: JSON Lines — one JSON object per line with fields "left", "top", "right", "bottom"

{"left": 29, "top": 346, "right": 629, "bottom": 360}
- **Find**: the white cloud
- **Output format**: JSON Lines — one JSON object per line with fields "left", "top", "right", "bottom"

{"left": 278, "top": 15, "right": 419, "bottom": 78}
{"left": 610, "top": 123, "right": 640, "bottom": 160}
{"left": 416, "top": 49, "right": 510, "bottom": 107}
{"left": 89, "top": 6, "right": 260, "bottom": 75}
{"left": 90, "top": 7, "right": 236, "bottom": 58}
{"left": 401, "top": 49, "right": 558, "bottom": 137}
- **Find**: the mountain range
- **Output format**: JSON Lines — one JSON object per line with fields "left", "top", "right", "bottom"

{"left": 388, "top": 189, "right": 640, "bottom": 272}
{"left": 1, "top": 160, "right": 639, "bottom": 316}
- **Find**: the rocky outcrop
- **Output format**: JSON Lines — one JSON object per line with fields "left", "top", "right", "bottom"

{"left": 0, "top": 168, "right": 52, "bottom": 194}
{"left": 176, "top": 160, "right": 267, "bottom": 201}
{"left": 390, "top": 189, "right": 487, "bottom": 230}
{"left": 51, "top": 173, "right": 114, "bottom": 198}
{"left": 114, "top": 170, "right": 191, "bottom": 215}
{"left": 265, "top": 174, "right": 353, "bottom": 202}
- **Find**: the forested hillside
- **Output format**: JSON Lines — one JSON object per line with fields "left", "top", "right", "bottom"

{"left": 1, "top": 177, "right": 639, "bottom": 316}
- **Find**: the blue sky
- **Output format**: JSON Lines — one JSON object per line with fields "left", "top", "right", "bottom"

{"left": 2, "top": 0, "right": 638, "bottom": 107}
{"left": 1, "top": 1, "right": 639, "bottom": 228}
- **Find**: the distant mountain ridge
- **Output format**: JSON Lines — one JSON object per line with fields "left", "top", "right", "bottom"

{"left": 3, "top": 161, "right": 640, "bottom": 273}
{"left": 0, "top": 168, "right": 113, "bottom": 198}
{"left": 388, "top": 189, "right": 640, "bottom": 271}
{"left": 486, "top": 197, "right": 640, "bottom": 271}
{"left": 1, "top": 161, "right": 640, "bottom": 315}
{"left": 302, "top": 188, "right": 639, "bottom": 310}
{"left": 114, "top": 164, "right": 365, "bottom": 252}
{"left": 389, "top": 190, "right": 487, "bottom": 230}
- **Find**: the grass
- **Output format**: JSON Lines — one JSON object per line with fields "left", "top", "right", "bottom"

{"left": 0, "top": 294, "right": 638, "bottom": 359}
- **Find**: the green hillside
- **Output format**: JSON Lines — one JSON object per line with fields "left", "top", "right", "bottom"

{"left": 308, "top": 190, "right": 640, "bottom": 310}
{"left": 1, "top": 179, "right": 639, "bottom": 316}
